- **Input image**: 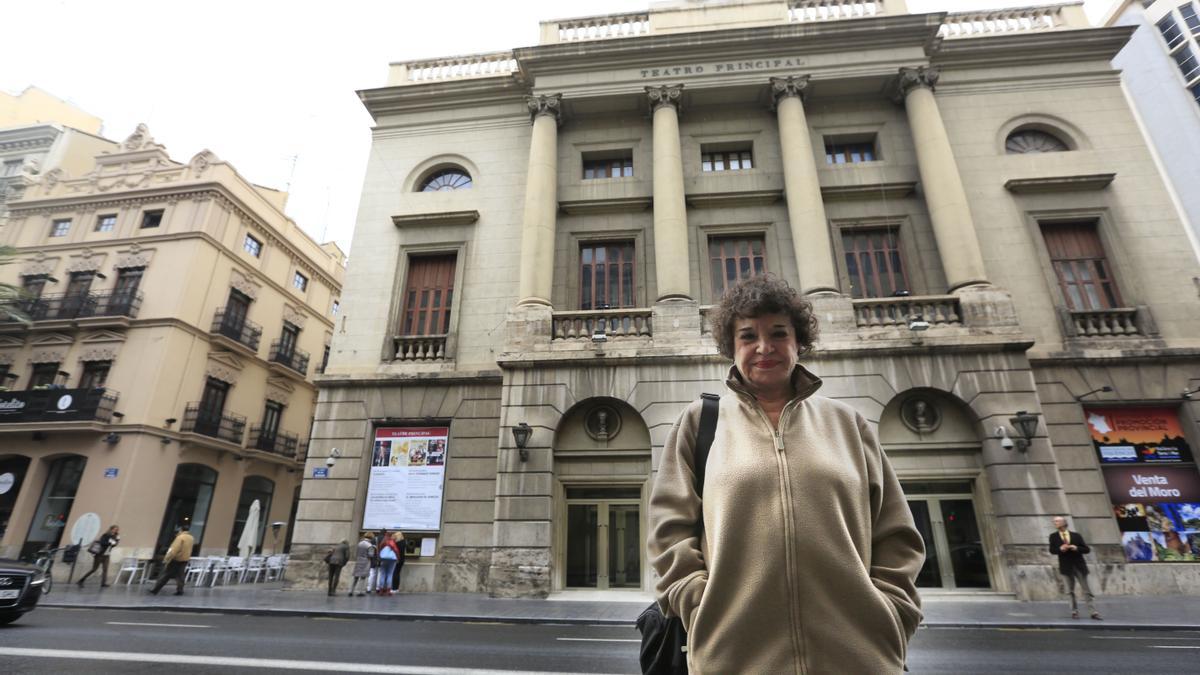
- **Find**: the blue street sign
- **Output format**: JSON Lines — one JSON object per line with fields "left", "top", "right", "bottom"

{"left": 103, "top": 468, "right": 119, "bottom": 478}
{"left": 312, "top": 468, "right": 329, "bottom": 478}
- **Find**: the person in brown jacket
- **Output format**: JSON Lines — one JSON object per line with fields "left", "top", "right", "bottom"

{"left": 150, "top": 524, "right": 195, "bottom": 596}
{"left": 648, "top": 275, "right": 925, "bottom": 675}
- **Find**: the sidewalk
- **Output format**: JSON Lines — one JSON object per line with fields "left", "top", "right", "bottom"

{"left": 42, "top": 584, "right": 1200, "bottom": 630}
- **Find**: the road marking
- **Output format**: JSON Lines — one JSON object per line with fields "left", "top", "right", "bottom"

{"left": 106, "top": 621, "right": 211, "bottom": 629}
{"left": 1091, "top": 636, "right": 1200, "bottom": 640}
{"left": 1151, "top": 646, "right": 1200, "bottom": 649}
{"left": 0, "top": 647, "right": 620, "bottom": 674}
{"left": 555, "top": 637, "right": 642, "bottom": 643}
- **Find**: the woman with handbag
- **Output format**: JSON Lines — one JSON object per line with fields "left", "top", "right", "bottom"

{"left": 76, "top": 525, "right": 120, "bottom": 588}
{"left": 647, "top": 275, "right": 925, "bottom": 674}
{"left": 377, "top": 532, "right": 401, "bottom": 596}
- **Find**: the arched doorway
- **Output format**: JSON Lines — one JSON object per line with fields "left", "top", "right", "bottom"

{"left": 0, "top": 456, "right": 32, "bottom": 541}
{"left": 156, "top": 464, "right": 218, "bottom": 554}
{"left": 552, "top": 397, "right": 652, "bottom": 591}
{"left": 21, "top": 455, "right": 86, "bottom": 560}
{"left": 879, "top": 389, "right": 998, "bottom": 590}
{"left": 227, "top": 476, "right": 274, "bottom": 555}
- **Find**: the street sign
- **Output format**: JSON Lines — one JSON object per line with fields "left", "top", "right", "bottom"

{"left": 103, "top": 468, "right": 119, "bottom": 478}
{"left": 312, "top": 468, "right": 329, "bottom": 479}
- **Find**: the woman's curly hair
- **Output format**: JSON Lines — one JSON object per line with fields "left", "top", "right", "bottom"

{"left": 709, "top": 274, "right": 819, "bottom": 360}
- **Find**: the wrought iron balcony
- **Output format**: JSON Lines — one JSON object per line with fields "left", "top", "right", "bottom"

{"left": 268, "top": 341, "right": 309, "bottom": 376}
{"left": 181, "top": 403, "right": 246, "bottom": 445}
{"left": 1, "top": 292, "right": 142, "bottom": 323}
{"left": 0, "top": 387, "right": 118, "bottom": 424}
{"left": 210, "top": 309, "right": 262, "bottom": 352}
{"left": 247, "top": 425, "right": 299, "bottom": 458}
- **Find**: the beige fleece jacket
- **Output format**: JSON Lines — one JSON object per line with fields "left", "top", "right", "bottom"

{"left": 648, "top": 366, "right": 924, "bottom": 674}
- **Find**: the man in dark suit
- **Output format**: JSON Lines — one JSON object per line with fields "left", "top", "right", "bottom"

{"left": 1049, "top": 516, "right": 1101, "bottom": 620}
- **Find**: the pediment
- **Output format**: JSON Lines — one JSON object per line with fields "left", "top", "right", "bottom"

{"left": 0, "top": 335, "right": 24, "bottom": 349}
{"left": 80, "top": 330, "right": 128, "bottom": 344}
{"left": 30, "top": 332, "right": 74, "bottom": 347}
{"left": 266, "top": 376, "right": 295, "bottom": 393}
{"left": 207, "top": 351, "right": 244, "bottom": 371}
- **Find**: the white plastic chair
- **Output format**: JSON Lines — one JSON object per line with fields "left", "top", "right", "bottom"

{"left": 184, "top": 558, "right": 210, "bottom": 587}
{"left": 114, "top": 557, "right": 144, "bottom": 586}
{"left": 242, "top": 556, "right": 266, "bottom": 583}
{"left": 198, "top": 556, "right": 225, "bottom": 586}
{"left": 220, "top": 556, "right": 246, "bottom": 585}
{"left": 264, "top": 555, "right": 284, "bottom": 581}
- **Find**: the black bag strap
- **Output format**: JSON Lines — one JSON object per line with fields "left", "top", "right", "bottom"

{"left": 694, "top": 393, "right": 720, "bottom": 499}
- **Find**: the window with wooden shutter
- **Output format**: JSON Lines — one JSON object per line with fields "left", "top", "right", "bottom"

{"left": 842, "top": 228, "right": 910, "bottom": 299}
{"left": 709, "top": 235, "right": 766, "bottom": 298}
{"left": 580, "top": 242, "right": 635, "bottom": 310}
{"left": 1041, "top": 221, "right": 1123, "bottom": 311}
{"left": 400, "top": 254, "right": 457, "bottom": 336}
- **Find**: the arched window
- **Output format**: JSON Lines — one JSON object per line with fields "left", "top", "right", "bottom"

{"left": 419, "top": 168, "right": 472, "bottom": 192}
{"left": 227, "top": 476, "right": 275, "bottom": 555}
{"left": 156, "top": 463, "right": 218, "bottom": 554}
{"left": 1005, "top": 129, "right": 1069, "bottom": 154}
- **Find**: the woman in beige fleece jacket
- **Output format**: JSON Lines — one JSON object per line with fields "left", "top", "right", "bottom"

{"left": 648, "top": 275, "right": 925, "bottom": 674}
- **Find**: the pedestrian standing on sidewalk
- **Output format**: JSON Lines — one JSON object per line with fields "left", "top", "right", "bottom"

{"left": 77, "top": 525, "right": 120, "bottom": 588}
{"left": 149, "top": 524, "right": 194, "bottom": 596}
{"left": 1049, "top": 516, "right": 1102, "bottom": 620}
{"left": 367, "top": 529, "right": 385, "bottom": 593}
{"left": 377, "top": 532, "right": 400, "bottom": 596}
{"left": 349, "top": 532, "right": 374, "bottom": 596}
{"left": 325, "top": 539, "right": 350, "bottom": 596}
{"left": 391, "top": 531, "right": 406, "bottom": 592}
{"left": 648, "top": 275, "right": 925, "bottom": 675}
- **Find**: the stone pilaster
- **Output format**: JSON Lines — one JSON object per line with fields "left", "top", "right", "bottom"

{"left": 517, "top": 94, "right": 562, "bottom": 307}
{"left": 895, "top": 67, "right": 989, "bottom": 292}
{"left": 647, "top": 85, "right": 692, "bottom": 301}
{"left": 771, "top": 76, "right": 838, "bottom": 295}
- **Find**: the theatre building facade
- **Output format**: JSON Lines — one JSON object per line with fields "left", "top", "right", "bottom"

{"left": 295, "top": 0, "right": 1200, "bottom": 599}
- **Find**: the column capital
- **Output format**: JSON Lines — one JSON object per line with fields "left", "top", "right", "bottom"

{"left": 769, "top": 75, "right": 811, "bottom": 110}
{"left": 645, "top": 84, "right": 684, "bottom": 115}
{"left": 892, "top": 66, "right": 940, "bottom": 103}
{"left": 525, "top": 94, "right": 563, "bottom": 125}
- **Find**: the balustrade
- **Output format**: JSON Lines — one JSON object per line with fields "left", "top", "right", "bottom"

{"left": 393, "top": 334, "right": 449, "bottom": 361}
{"left": 852, "top": 295, "right": 962, "bottom": 328}
{"left": 788, "top": 1, "right": 885, "bottom": 22}
{"left": 552, "top": 309, "right": 653, "bottom": 340}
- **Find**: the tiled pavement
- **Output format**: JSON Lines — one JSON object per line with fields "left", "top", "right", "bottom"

{"left": 43, "top": 583, "right": 1200, "bottom": 630}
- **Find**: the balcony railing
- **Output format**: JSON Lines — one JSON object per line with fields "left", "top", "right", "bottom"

{"left": 1065, "top": 308, "right": 1144, "bottom": 338}
{"left": 788, "top": 1, "right": 886, "bottom": 23}
{"left": 181, "top": 403, "right": 246, "bottom": 445}
{"left": 552, "top": 308, "right": 653, "bottom": 340}
{"left": 396, "top": 51, "right": 518, "bottom": 84}
{"left": 852, "top": 295, "right": 962, "bottom": 328}
{"left": 550, "top": 11, "right": 651, "bottom": 42}
{"left": 939, "top": 5, "right": 1078, "bottom": 39}
{"left": 248, "top": 425, "right": 299, "bottom": 458}
{"left": 393, "top": 334, "right": 449, "bottom": 361}
{"left": 1, "top": 292, "right": 142, "bottom": 323}
{"left": 211, "top": 309, "right": 262, "bottom": 352}
{"left": 268, "top": 341, "right": 309, "bottom": 376}
{"left": 0, "top": 387, "right": 118, "bottom": 424}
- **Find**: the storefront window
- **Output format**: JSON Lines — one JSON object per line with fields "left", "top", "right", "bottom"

{"left": 227, "top": 476, "right": 274, "bottom": 555}
{"left": 0, "top": 457, "right": 31, "bottom": 541}
{"left": 22, "top": 455, "right": 86, "bottom": 560}
{"left": 156, "top": 464, "right": 217, "bottom": 555}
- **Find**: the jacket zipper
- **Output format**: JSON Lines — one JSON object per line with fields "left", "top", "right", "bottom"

{"left": 751, "top": 400, "right": 808, "bottom": 674}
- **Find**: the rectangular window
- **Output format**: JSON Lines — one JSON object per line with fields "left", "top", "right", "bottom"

{"left": 1192, "top": 82, "right": 1200, "bottom": 104}
{"left": 1159, "top": 14, "right": 1186, "bottom": 48}
{"left": 114, "top": 267, "right": 144, "bottom": 298}
{"left": 261, "top": 401, "right": 284, "bottom": 439}
{"left": 140, "top": 210, "right": 163, "bottom": 229}
{"left": 331, "top": 300, "right": 340, "bottom": 316}
{"left": 79, "top": 361, "right": 111, "bottom": 390}
{"left": 292, "top": 272, "right": 308, "bottom": 291}
{"left": 22, "top": 275, "right": 48, "bottom": 299}
{"left": 1181, "top": 3, "right": 1200, "bottom": 35}
{"left": 842, "top": 228, "right": 910, "bottom": 299}
{"left": 244, "top": 234, "right": 263, "bottom": 257}
{"left": 320, "top": 345, "right": 330, "bottom": 373}
{"left": 28, "top": 363, "right": 60, "bottom": 390}
{"left": 2, "top": 159, "right": 22, "bottom": 176}
{"left": 198, "top": 378, "right": 230, "bottom": 421}
{"left": 278, "top": 322, "right": 300, "bottom": 357}
{"left": 709, "top": 235, "right": 766, "bottom": 297}
{"left": 701, "top": 144, "right": 754, "bottom": 172}
{"left": 0, "top": 364, "right": 10, "bottom": 388}
{"left": 222, "top": 288, "right": 252, "bottom": 334}
{"left": 1041, "top": 220, "right": 1123, "bottom": 311}
{"left": 579, "top": 242, "right": 635, "bottom": 310}
{"left": 94, "top": 214, "right": 117, "bottom": 233}
{"left": 582, "top": 151, "right": 633, "bottom": 179}
{"left": 50, "top": 219, "right": 71, "bottom": 237}
{"left": 1173, "top": 45, "right": 1200, "bottom": 82}
{"left": 825, "top": 137, "right": 878, "bottom": 164}
{"left": 400, "top": 254, "right": 456, "bottom": 336}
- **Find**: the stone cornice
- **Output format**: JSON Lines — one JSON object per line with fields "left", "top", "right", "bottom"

{"left": 685, "top": 189, "right": 782, "bottom": 208}
{"left": 558, "top": 197, "right": 651, "bottom": 215}
{"left": 391, "top": 210, "right": 480, "bottom": 228}
{"left": 819, "top": 182, "right": 917, "bottom": 202}
{"left": 315, "top": 369, "right": 503, "bottom": 389}
{"left": 931, "top": 26, "right": 1137, "bottom": 69}
{"left": 1004, "top": 173, "right": 1116, "bottom": 194}
{"left": 358, "top": 77, "right": 529, "bottom": 120}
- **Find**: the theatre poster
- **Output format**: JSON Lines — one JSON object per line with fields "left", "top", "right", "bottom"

{"left": 362, "top": 426, "right": 449, "bottom": 532}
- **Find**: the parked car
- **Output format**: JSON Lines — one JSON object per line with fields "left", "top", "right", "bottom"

{"left": 0, "top": 558, "right": 46, "bottom": 625}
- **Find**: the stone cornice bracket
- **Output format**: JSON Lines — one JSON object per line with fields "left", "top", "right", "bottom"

{"left": 769, "top": 75, "right": 811, "bottom": 111}
{"left": 646, "top": 85, "right": 684, "bottom": 115}
{"left": 892, "top": 66, "right": 940, "bottom": 104}
{"left": 525, "top": 94, "right": 563, "bottom": 125}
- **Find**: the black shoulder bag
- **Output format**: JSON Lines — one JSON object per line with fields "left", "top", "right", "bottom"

{"left": 636, "top": 392, "right": 720, "bottom": 675}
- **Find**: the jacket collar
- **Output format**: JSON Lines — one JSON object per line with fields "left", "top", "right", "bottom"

{"left": 725, "top": 364, "right": 823, "bottom": 404}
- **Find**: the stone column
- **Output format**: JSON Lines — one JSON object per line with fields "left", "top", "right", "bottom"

{"left": 771, "top": 76, "right": 838, "bottom": 295}
{"left": 647, "top": 85, "right": 692, "bottom": 301}
{"left": 895, "top": 67, "right": 989, "bottom": 291}
{"left": 517, "top": 94, "right": 562, "bottom": 307}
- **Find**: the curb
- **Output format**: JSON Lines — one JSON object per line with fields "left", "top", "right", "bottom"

{"left": 920, "top": 621, "right": 1200, "bottom": 632}
{"left": 39, "top": 601, "right": 637, "bottom": 627}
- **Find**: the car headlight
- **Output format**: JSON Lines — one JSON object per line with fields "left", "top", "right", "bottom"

{"left": 30, "top": 572, "right": 46, "bottom": 586}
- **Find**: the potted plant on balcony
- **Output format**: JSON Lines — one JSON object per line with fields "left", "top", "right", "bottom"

{"left": 0, "top": 246, "right": 31, "bottom": 326}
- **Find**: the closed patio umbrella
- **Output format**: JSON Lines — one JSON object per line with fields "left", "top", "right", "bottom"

{"left": 238, "top": 499, "right": 261, "bottom": 559}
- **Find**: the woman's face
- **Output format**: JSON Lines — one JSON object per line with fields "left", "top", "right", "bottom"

{"left": 733, "top": 313, "right": 799, "bottom": 397}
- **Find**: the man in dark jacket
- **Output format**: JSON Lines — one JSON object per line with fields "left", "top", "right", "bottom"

{"left": 325, "top": 539, "right": 350, "bottom": 596}
{"left": 1049, "top": 516, "right": 1101, "bottom": 620}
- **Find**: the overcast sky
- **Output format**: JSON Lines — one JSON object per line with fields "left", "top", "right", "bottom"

{"left": 2, "top": 0, "right": 1117, "bottom": 256}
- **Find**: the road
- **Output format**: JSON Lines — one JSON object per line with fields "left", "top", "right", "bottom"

{"left": 1, "top": 607, "right": 1198, "bottom": 673}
